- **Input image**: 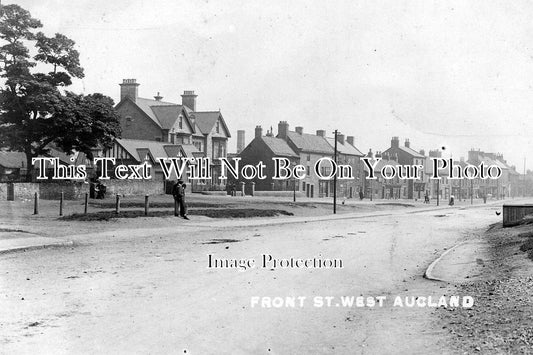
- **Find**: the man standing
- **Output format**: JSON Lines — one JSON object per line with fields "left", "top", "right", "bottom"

{"left": 172, "top": 180, "right": 189, "bottom": 220}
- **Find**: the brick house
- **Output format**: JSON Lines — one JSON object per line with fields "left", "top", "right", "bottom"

{"left": 324, "top": 133, "right": 365, "bottom": 199}
{"left": 114, "top": 79, "right": 230, "bottom": 188}
{"left": 276, "top": 121, "right": 334, "bottom": 198}
{"left": 382, "top": 137, "right": 426, "bottom": 199}
{"left": 236, "top": 126, "right": 300, "bottom": 192}
{"left": 364, "top": 150, "right": 405, "bottom": 199}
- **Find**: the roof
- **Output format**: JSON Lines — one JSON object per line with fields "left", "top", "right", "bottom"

{"left": 261, "top": 136, "right": 299, "bottom": 157}
{"left": 116, "top": 139, "right": 200, "bottom": 162}
{"left": 180, "top": 144, "right": 205, "bottom": 158}
{"left": 325, "top": 138, "right": 364, "bottom": 157}
{"left": 150, "top": 105, "right": 185, "bottom": 130}
{"left": 191, "top": 111, "right": 231, "bottom": 137}
{"left": 135, "top": 97, "right": 177, "bottom": 126}
{"left": 0, "top": 151, "right": 26, "bottom": 168}
{"left": 398, "top": 146, "right": 425, "bottom": 158}
{"left": 192, "top": 112, "right": 219, "bottom": 133}
{"left": 286, "top": 131, "right": 333, "bottom": 154}
{"left": 0, "top": 146, "right": 86, "bottom": 169}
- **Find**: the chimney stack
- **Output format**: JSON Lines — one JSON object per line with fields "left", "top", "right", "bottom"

{"left": 278, "top": 121, "right": 289, "bottom": 140}
{"left": 391, "top": 136, "right": 399, "bottom": 148}
{"left": 154, "top": 92, "right": 163, "bottom": 101}
{"left": 404, "top": 138, "right": 410, "bottom": 148}
{"left": 237, "top": 130, "right": 245, "bottom": 153}
{"left": 337, "top": 134, "right": 345, "bottom": 145}
{"left": 346, "top": 136, "right": 354, "bottom": 146}
{"left": 316, "top": 130, "right": 325, "bottom": 137}
{"left": 419, "top": 149, "right": 425, "bottom": 156}
{"left": 367, "top": 149, "right": 373, "bottom": 158}
{"left": 255, "top": 126, "right": 263, "bottom": 139}
{"left": 181, "top": 90, "right": 197, "bottom": 111}
{"left": 295, "top": 126, "right": 303, "bottom": 135}
{"left": 120, "top": 79, "right": 140, "bottom": 103}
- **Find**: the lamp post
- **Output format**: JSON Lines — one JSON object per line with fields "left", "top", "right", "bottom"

{"left": 293, "top": 176, "right": 296, "bottom": 202}
{"left": 333, "top": 130, "right": 338, "bottom": 214}
{"left": 437, "top": 179, "right": 440, "bottom": 206}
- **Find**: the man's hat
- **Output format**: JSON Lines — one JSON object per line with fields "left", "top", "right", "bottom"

{"left": 177, "top": 179, "right": 184, "bottom": 184}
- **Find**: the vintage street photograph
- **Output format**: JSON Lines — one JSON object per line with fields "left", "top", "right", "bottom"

{"left": 1, "top": 1, "right": 533, "bottom": 354}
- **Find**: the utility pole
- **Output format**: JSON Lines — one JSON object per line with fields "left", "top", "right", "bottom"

{"left": 471, "top": 178, "right": 474, "bottom": 205}
{"left": 293, "top": 176, "right": 296, "bottom": 202}
{"left": 333, "top": 130, "right": 338, "bottom": 214}
{"left": 437, "top": 179, "right": 440, "bottom": 206}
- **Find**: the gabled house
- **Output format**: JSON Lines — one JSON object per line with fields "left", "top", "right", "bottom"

{"left": 100, "top": 138, "right": 201, "bottom": 181}
{"left": 236, "top": 126, "right": 299, "bottom": 192}
{"left": 363, "top": 150, "right": 404, "bottom": 199}
{"left": 383, "top": 137, "right": 426, "bottom": 199}
{"left": 325, "top": 133, "right": 365, "bottom": 199}
{"left": 277, "top": 121, "right": 334, "bottom": 198}
{"left": 0, "top": 147, "right": 87, "bottom": 182}
{"left": 0, "top": 151, "right": 27, "bottom": 182}
{"left": 114, "top": 79, "right": 231, "bottom": 188}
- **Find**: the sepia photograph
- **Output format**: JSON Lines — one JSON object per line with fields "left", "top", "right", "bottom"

{"left": 1, "top": 1, "right": 533, "bottom": 354}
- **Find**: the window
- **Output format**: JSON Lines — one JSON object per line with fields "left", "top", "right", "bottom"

{"left": 179, "top": 115, "right": 183, "bottom": 129}
{"left": 307, "top": 154, "right": 311, "bottom": 162}
{"left": 216, "top": 121, "right": 220, "bottom": 133}
{"left": 307, "top": 166, "right": 310, "bottom": 175}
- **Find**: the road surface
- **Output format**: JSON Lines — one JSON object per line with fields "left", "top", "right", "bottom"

{"left": 0, "top": 204, "right": 500, "bottom": 354}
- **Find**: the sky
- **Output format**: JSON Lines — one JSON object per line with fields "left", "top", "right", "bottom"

{"left": 8, "top": 0, "right": 533, "bottom": 171}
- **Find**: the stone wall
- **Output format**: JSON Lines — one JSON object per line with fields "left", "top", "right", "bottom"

{"left": 103, "top": 180, "right": 165, "bottom": 196}
{"left": 0, "top": 180, "right": 166, "bottom": 200}
{"left": 39, "top": 182, "right": 89, "bottom": 200}
{"left": 0, "top": 183, "right": 40, "bottom": 201}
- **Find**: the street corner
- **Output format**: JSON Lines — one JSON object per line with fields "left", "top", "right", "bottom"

{"left": 424, "top": 240, "right": 491, "bottom": 283}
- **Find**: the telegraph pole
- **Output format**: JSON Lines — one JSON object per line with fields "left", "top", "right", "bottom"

{"left": 333, "top": 130, "right": 338, "bottom": 214}
{"left": 437, "top": 179, "right": 440, "bottom": 206}
{"left": 471, "top": 179, "right": 474, "bottom": 205}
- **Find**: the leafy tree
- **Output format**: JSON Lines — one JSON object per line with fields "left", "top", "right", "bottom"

{"left": 0, "top": 4, "right": 121, "bottom": 180}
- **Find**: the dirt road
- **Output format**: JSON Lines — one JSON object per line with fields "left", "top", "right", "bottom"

{"left": 0, "top": 203, "right": 502, "bottom": 354}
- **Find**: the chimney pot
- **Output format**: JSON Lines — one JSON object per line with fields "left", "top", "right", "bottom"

{"left": 119, "top": 78, "right": 140, "bottom": 103}
{"left": 346, "top": 136, "right": 354, "bottom": 146}
{"left": 404, "top": 139, "right": 410, "bottom": 148}
{"left": 255, "top": 125, "right": 263, "bottom": 139}
{"left": 277, "top": 121, "right": 289, "bottom": 140}
{"left": 237, "top": 130, "right": 245, "bottom": 153}
{"left": 181, "top": 90, "right": 198, "bottom": 111}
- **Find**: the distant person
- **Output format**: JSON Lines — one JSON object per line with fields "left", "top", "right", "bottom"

{"left": 483, "top": 194, "right": 487, "bottom": 204}
{"left": 172, "top": 180, "right": 189, "bottom": 220}
{"left": 449, "top": 195, "right": 455, "bottom": 206}
{"left": 98, "top": 182, "right": 107, "bottom": 199}
{"left": 424, "top": 193, "right": 430, "bottom": 204}
{"left": 359, "top": 190, "right": 364, "bottom": 200}
{"left": 95, "top": 181, "right": 107, "bottom": 199}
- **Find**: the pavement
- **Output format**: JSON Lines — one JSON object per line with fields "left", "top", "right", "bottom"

{"left": 0, "top": 197, "right": 506, "bottom": 255}
{"left": 0, "top": 230, "right": 73, "bottom": 254}
{"left": 0, "top": 196, "right": 520, "bottom": 354}
{"left": 424, "top": 239, "right": 490, "bottom": 282}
